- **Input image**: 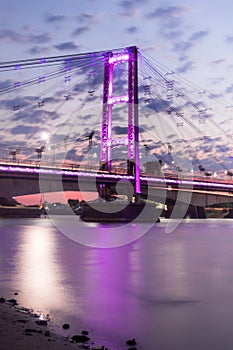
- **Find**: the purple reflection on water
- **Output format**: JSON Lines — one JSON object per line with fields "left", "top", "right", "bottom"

{"left": 1, "top": 219, "right": 233, "bottom": 349}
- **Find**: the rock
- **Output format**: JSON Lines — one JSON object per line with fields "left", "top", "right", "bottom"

{"left": 0, "top": 297, "right": 5, "bottom": 303}
{"left": 126, "top": 338, "right": 137, "bottom": 346}
{"left": 62, "top": 323, "right": 70, "bottom": 330}
{"left": 35, "top": 320, "right": 48, "bottom": 326}
{"left": 71, "top": 334, "right": 90, "bottom": 343}
{"left": 128, "top": 348, "right": 137, "bottom": 350}
{"left": 44, "top": 330, "right": 51, "bottom": 337}
{"left": 14, "top": 292, "right": 18, "bottom": 295}
{"left": 24, "top": 328, "right": 43, "bottom": 334}
{"left": 17, "top": 319, "right": 28, "bottom": 323}
{"left": 17, "top": 306, "right": 31, "bottom": 314}
{"left": 81, "top": 330, "right": 89, "bottom": 335}
{"left": 7, "top": 298, "right": 18, "bottom": 305}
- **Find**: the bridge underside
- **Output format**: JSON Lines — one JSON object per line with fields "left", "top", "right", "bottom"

{"left": 1, "top": 175, "right": 233, "bottom": 220}
{"left": 1, "top": 175, "right": 232, "bottom": 202}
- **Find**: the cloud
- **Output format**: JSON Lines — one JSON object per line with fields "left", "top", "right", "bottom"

{"left": 226, "top": 36, "right": 233, "bottom": 43}
{"left": 0, "top": 29, "right": 25, "bottom": 43}
{"left": 172, "top": 30, "right": 208, "bottom": 55}
{"left": 211, "top": 58, "right": 226, "bottom": 65}
{"left": 119, "top": 0, "right": 150, "bottom": 16}
{"left": 113, "top": 126, "right": 128, "bottom": 134}
{"left": 0, "top": 79, "right": 12, "bottom": 91}
{"left": 225, "top": 84, "right": 233, "bottom": 94}
{"left": 143, "top": 98, "right": 172, "bottom": 113}
{"left": 176, "top": 61, "right": 194, "bottom": 74}
{"left": 146, "top": 8, "right": 187, "bottom": 42}
{"left": 159, "top": 20, "right": 184, "bottom": 41}
{"left": 11, "top": 125, "right": 39, "bottom": 135}
{"left": 208, "top": 92, "right": 223, "bottom": 99}
{"left": 29, "top": 33, "right": 51, "bottom": 44}
{"left": 77, "top": 12, "right": 105, "bottom": 23}
{"left": 11, "top": 109, "right": 41, "bottom": 123}
{"left": 66, "top": 149, "right": 84, "bottom": 162}
{"left": 54, "top": 42, "right": 81, "bottom": 51}
{"left": 28, "top": 46, "right": 50, "bottom": 55}
{"left": 189, "top": 30, "right": 209, "bottom": 41}
{"left": 45, "top": 13, "right": 66, "bottom": 23}
{"left": 126, "top": 26, "right": 138, "bottom": 34}
{"left": 72, "top": 26, "right": 89, "bottom": 36}
{"left": 119, "top": 0, "right": 136, "bottom": 12}
{"left": 146, "top": 5, "right": 189, "bottom": 19}
{"left": 173, "top": 40, "right": 193, "bottom": 52}
{"left": 78, "top": 13, "right": 94, "bottom": 22}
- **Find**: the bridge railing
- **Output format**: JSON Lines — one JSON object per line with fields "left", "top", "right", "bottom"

{"left": 0, "top": 157, "right": 95, "bottom": 172}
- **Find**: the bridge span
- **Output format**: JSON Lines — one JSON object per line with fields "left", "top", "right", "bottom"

{"left": 0, "top": 163, "right": 233, "bottom": 210}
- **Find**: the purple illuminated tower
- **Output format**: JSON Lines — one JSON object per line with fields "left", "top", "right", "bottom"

{"left": 100, "top": 46, "right": 140, "bottom": 195}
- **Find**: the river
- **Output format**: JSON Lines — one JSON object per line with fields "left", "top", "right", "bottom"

{"left": 1, "top": 217, "right": 233, "bottom": 349}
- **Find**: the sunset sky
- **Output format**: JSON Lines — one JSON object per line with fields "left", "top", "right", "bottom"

{"left": 1, "top": 1, "right": 233, "bottom": 203}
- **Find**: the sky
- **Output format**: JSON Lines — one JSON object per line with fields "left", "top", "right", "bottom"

{"left": 1, "top": 0, "right": 233, "bottom": 199}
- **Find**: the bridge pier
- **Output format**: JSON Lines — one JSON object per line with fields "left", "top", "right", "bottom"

{"left": 191, "top": 205, "right": 206, "bottom": 218}
{"left": 0, "top": 179, "right": 14, "bottom": 198}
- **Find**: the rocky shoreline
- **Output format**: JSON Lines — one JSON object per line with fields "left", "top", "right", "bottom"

{"left": 0, "top": 295, "right": 107, "bottom": 350}
{"left": 0, "top": 295, "right": 138, "bottom": 350}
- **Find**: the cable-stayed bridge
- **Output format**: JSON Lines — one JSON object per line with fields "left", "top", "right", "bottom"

{"left": 0, "top": 45, "right": 233, "bottom": 217}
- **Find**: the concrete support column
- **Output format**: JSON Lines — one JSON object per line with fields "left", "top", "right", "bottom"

{"left": 0, "top": 179, "right": 14, "bottom": 197}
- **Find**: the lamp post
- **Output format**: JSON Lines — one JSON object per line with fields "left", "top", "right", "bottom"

{"left": 10, "top": 150, "right": 17, "bottom": 162}
{"left": 35, "top": 146, "right": 45, "bottom": 162}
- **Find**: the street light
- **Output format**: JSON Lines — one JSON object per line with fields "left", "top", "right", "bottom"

{"left": 35, "top": 146, "right": 45, "bottom": 160}
{"left": 10, "top": 150, "right": 17, "bottom": 161}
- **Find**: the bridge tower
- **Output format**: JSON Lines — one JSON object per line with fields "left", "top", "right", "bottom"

{"left": 100, "top": 46, "right": 140, "bottom": 195}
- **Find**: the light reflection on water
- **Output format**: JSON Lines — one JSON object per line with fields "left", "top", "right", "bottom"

{"left": 1, "top": 218, "right": 233, "bottom": 349}
{"left": 16, "top": 225, "right": 75, "bottom": 313}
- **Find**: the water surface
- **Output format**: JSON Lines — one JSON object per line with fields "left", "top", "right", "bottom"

{"left": 1, "top": 218, "right": 233, "bottom": 349}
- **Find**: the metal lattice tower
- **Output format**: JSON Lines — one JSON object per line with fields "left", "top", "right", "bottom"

{"left": 100, "top": 46, "right": 140, "bottom": 194}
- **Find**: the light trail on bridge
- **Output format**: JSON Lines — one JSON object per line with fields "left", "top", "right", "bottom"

{"left": 0, "top": 163, "right": 233, "bottom": 194}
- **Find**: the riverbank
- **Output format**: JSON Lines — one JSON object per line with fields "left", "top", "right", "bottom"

{"left": 0, "top": 297, "right": 106, "bottom": 350}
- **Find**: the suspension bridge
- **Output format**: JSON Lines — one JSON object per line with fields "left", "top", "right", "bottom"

{"left": 0, "top": 45, "right": 233, "bottom": 218}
